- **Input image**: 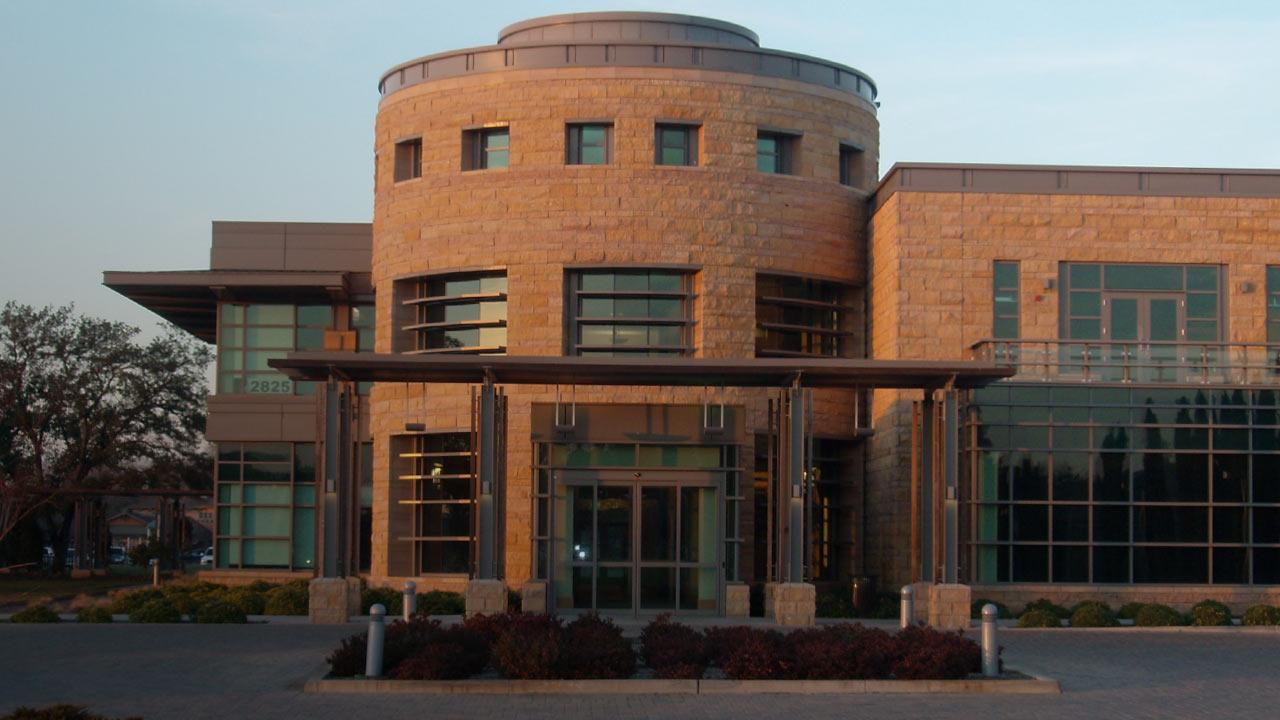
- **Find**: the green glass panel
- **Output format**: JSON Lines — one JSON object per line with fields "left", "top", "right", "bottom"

{"left": 217, "top": 484, "right": 241, "bottom": 503}
{"left": 993, "top": 317, "right": 1018, "bottom": 339}
{"left": 242, "top": 443, "right": 290, "bottom": 463}
{"left": 293, "top": 485, "right": 315, "bottom": 506}
{"left": 220, "top": 327, "right": 243, "bottom": 347}
{"left": 218, "top": 507, "right": 241, "bottom": 535}
{"left": 580, "top": 272, "right": 613, "bottom": 291}
{"left": 219, "top": 350, "right": 242, "bottom": 372}
{"left": 351, "top": 305, "right": 375, "bottom": 327}
{"left": 649, "top": 298, "right": 682, "bottom": 318}
{"left": 679, "top": 486, "right": 718, "bottom": 563}
{"left": 649, "top": 325, "right": 684, "bottom": 347}
{"left": 581, "top": 125, "right": 606, "bottom": 145}
{"left": 1068, "top": 264, "right": 1100, "bottom": 289}
{"left": 993, "top": 261, "right": 1019, "bottom": 289}
{"left": 478, "top": 275, "right": 507, "bottom": 294}
{"left": 637, "top": 445, "right": 721, "bottom": 468}
{"left": 486, "top": 150, "right": 508, "bottom": 168}
{"left": 1109, "top": 298, "right": 1138, "bottom": 341}
{"left": 217, "top": 443, "right": 241, "bottom": 462}
{"left": 1149, "top": 298, "right": 1178, "bottom": 341}
{"left": 661, "top": 147, "right": 687, "bottom": 165}
{"left": 241, "top": 540, "right": 289, "bottom": 567}
{"left": 245, "top": 305, "right": 293, "bottom": 325}
{"left": 294, "top": 444, "right": 316, "bottom": 482}
{"left": 1186, "top": 320, "right": 1218, "bottom": 342}
{"left": 614, "top": 272, "right": 648, "bottom": 291}
{"left": 292, "top": 509, "right": 315, "bottom": 568}
{"left": 1069, "top": 291, "right": 1100, "bottom": 317}
{"left": 217, "top": 539, "right": 240, "bottom": 568}
{"left": 614, "top": 325, "right": 646, "bottom": 346}
{"left": 649, "top": 272, "right": 683, "bottom": 292}
{"left": 478, "top": 326, "right": 506, "bottom": 347}
{"left": 1186, "top": 266, "right": 1218, "bottom": 291}
{"left": 296, "top": 305, "right": 331, "bottom": 326}
{"left": 614, "top": 298, "right": 648, "bottom": 317}
{"left": 1070, "top": 319, "right": 1101, "bottom": 339}
{"left": 483, "top": 130, "right": 509, "bottom": 150}
{"left": 242, "top": 484, "right": 292, "bottom": 504}
{"left": 245, "top": 327, "right": 292, "bottom": 348}
{"left": 757, "top": 153, "right": 777, "bottom": 173}
{"left": 221, "top": 304, "right": 245, "bottom": 325}
{"left": 242, "top": 507, "right": 290, "bottom": 536}
{"left": 1186, "top": 293, "right": 1217, "bottom": 318}
{"left": 579, "top": 324, "right": 613, "bottom": 346}
{"left": 217, "top": 462, "right": 240, "bottom": 483}
{"left": 437, "top": 276, "right": 480, "bottom": 296}
{"left": 581, "top": 146, "right": 606, "bottom": 165}
{"left": 295, "top": 328, "right": 325, "bottom": 350}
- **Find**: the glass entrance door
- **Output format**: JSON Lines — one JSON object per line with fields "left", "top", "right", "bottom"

{"left": 1105, "top": 294, "right": 1183, "bottom": 381}
{"left": 554, "top": 470, "right": 721, "bottom": 615}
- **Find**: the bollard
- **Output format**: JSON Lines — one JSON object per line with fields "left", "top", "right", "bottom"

{"left": 981, "top": 603, "right": 999, "bottom": 677}
{"left": 900, "top": 585, "right": 913, "bottom": 629}
{"left": 403, "top": 580, "right": 417, "bottom": 622}
{"left": 150, "top": 558, "right": 159, "bottom": 587}
{"left": 366, "top": 604, "right": 386, "bottom": 678}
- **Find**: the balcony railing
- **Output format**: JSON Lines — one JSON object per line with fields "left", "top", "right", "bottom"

{"left": 970, "top": 339, "right": 1280, "bottom": 386}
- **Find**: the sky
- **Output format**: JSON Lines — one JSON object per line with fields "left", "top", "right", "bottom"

{"left": 2, "top": 0, "right": 1278, "bottom": 336}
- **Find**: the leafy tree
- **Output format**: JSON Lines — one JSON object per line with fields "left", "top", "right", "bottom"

{"left": 0, "top": 303, "right": 211, "bottom": 568}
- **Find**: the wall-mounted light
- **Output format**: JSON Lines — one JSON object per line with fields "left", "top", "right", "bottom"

{"left": 1043, "top": 278, "right": 1056, "bottom": 290}
{"left": 1241, "top": 281, "right": 1257, "bottom": 294}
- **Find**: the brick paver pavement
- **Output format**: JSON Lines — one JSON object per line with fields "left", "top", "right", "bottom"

{"left": 2, "top": 624, "right": 1279, "bottom": 719}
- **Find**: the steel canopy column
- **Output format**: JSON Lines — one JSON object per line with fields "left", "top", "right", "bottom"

{"left": 477, "top": 379, "right": 497, "bottom": 580}
{"left": 787, "top": 384, "right": 806, "bottom": 584}
{"left": 919, "top": 392, "right": 934, "bottom": 582}
{"left": 321, "top": 377, "right": 352, "bottom": 578}
{"left": 942, "top": 387, "right": 960, "bottom": 584}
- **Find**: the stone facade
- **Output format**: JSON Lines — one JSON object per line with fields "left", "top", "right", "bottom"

{"left": 771, "top": 582, "right": 816, "bottom": 626}
{"left": 464, "top": 579, "right": 508, "bottom": 617}
{"left": 725, "top": 583, "right": 751, "bottom": 618}
{"left": 927, "top": 583, "right": 971, "bottom": 631}
{"left": 370, "top": 63, "right": 879, "bottom": 594}
{"left": 308, "top": 577, "right": 362, "bottom": 624}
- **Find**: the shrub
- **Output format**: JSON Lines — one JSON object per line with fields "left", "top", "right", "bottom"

{"left": 1017, "top": 609, "right": 1060, "bottom": 628}
{"left": 892, "top": 625, "right": 982, "bottom": 680}
{"left": 1070, "top": 600, "right": 1112, "bottom": 615}
{"left": 76, "top": 607, "right": 113, "bottom": 624}
{"left": 787, "top": 624, "right": 896, "bottom": 680}
{"left": 1070, "top": 603, "right": 1119, "bottom": 628}
{"left": 1134, "top": 603, "right": 1186, "bottom": 627}
{"left": 222, "top": 588, "right": 266, "bottom": 616}
{"left": 417, "top": 590, "right": 465, "bottom": 616}
{"left": 870, "top": 592, "right": 900, "bottom": 620}
{"left": 492, "top": 614, "right": 564, "bottom": 679}
{"left": 263, "top": 584, "right": 308, "bottom": 615}
{"left": 11, "top": 605, "right": 61, "bottom": 623}
{"left": 107, "top": 588, "right": 164, "bottom": 615}
{"left": 507, "top": 589, "right": 522, "bottom": 613}
{"left": 362, "top": 587, "right": 403, "bottom": 616}
{"left": 1242, "top": 605, "right": 1280, "bottom": 626}
{"left": 970, "top": 599, "right": 1013, "bottom": 619}
{"left": 0, "top": 705, "right": 142, "bottom": 720}
{"left": 194, "top": 601, "right": 247, "bottom": 624}
{"left": 129, "top": 599, "right": 182, "bottom": 623}
{"left": 326, "top": 632, "right": 368, "bottom": 678}
{"left": 1190, "top": 599, "right": 1232, "bottom": 627}
{"left": 703, "top": 625, "right": 756, "bottom": 667}
{"left": 247, "top": 580, "right": 276, "bottom": 593}
{"left": 1117, "top": 602, "right": 1146, "bottom": 620}
{"left": 160, "top": 586, "right": 203, "bottom": 615}
{"left": 383, "top": 617, "right": 450, "bottom": 672}
{"left": 463, "top": 611, "right": 518, "bottom": 646}
{"left": 1022, "top": 598, "right": 1071, "bottom": 620}
{"left": 390, "top": 625, "right": 488, "bottom": 680}
{"left": 558, "top": 613, "right": 635, "bottom": 679}
{"left": 815, "top": 590, "right": 854, "bottom": 618}
{"left": 720, "top": 628, "right": 789, "bottom": 680}
{"left": 640, "top": 614, "right": 707, "bottom": 679}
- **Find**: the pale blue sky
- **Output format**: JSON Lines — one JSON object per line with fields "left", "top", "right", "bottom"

{"left": 2, "top": 1, "right": 1278, "bottom": 333}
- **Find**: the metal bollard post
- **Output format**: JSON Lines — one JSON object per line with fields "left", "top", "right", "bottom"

{"left": 900, "top": 585, "right": 913, "bottom": 629}
{"left": 366, "top": 604, "right": 386, "bottom": 678}
{"left": 150, "top": 558, "right": 159, "bottom": 587}
{"left": 981, "top": 603, "right": 999, "bottom": 677}
{"left": 403, "top": 581, "right": 417, "bottom": 622}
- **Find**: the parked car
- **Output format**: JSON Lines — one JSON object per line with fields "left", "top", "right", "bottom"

{"left": 108, "top": 546, "right": 128, "bottom": 565}
{"left": 199, "top": 548, "right": 214, "bottom": 566}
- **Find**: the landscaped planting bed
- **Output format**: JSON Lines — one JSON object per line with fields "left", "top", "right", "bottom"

{"left": 317, "top": 612, "right": 1033, "bottom": 693}
{"left": 1007, "top": 598, "right": 1280, "bottom": 628}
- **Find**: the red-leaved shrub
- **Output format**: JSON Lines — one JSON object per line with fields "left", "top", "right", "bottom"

{"left": 326, "top": 632, "right": 367, "bottom": 677}
{"left": 559, "top": 613, "right": 636, "bottom": 679}
{"left": 639, "top": 614, "right": 707, "bottom": 679}
{"left": 492, "top": 614, "right": 564, "bottom": 679}
{"left": 389, "top": 625, "right": 488, "bottom": 680}
{"left": 891, "top": 625, "right": 981, "bottom": 680}
{"left": 720, "top": 628, "right": 790, "bottom": 680}
{"left": 463, "top": 611, "right": 519, "bottom": 646}
{"left": 786, "top": 625, "right": 896, "bottom": 679}
{"left": 702, "top": 625, "right": 758, "bottom": 667}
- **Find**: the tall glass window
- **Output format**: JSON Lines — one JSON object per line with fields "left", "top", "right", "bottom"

{"left": 755, "top": 274, "right": 851, "bottom": 357}
{"left": 566, "top": 269, "right": 694, "bottom": 356}
{"left": 397, "top": 272, "right": 507, "bottom": 354}
{"left": 967, "top": 384, "right": 1280, "bottom": 585}
{"left": 214, "top": 442, "right": 315, "bottom": 570}
{"left": 395, "top": 433, "right": 475, "bottom": 574}
{"left": 756, "top": 131, "right": 795, "bottom": 174}
{"left": 218, "top": 304, "right": 334, "bottom": 395}
{"left": 993, "top": 261, "right": 1020, "bottom": 339}
{"left": 1267, "top": 267, "right": 1280, "bottom": 344}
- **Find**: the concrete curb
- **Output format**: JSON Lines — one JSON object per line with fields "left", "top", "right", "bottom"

{"left": 304, "top": 675, "right": 1060, "bottom": 695}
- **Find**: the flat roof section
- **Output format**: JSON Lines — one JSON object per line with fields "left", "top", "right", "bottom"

{"left": 270, "top": 352, "right": 1013, "bottom": 390}
{"left": 874, "top": 162, "right": 1280, "bottom": 210}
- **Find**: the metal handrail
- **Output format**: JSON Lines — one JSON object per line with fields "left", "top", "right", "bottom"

{"left": 969, "top": 339, "right": 1280, "bottom": 385}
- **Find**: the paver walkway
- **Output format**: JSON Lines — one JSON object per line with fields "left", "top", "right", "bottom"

{"left": 2, "top": 623, "right": 1278, "bottom": 719}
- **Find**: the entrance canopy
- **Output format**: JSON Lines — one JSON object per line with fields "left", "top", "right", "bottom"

{"left": 270, "top": 352, "right": 1012, "bottom": 390}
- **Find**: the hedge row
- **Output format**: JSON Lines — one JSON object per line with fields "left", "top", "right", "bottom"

{"left": 1006, "top": 598, "right": 1280, "bottom": 627}
{"left": 326, "top": 613, "right": 988, "bottom": 681}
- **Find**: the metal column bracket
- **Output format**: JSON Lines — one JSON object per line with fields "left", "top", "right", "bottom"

{"left": 702, "top": 385, "right": 725, "bottom": 434}
{"left": 403, "top": 381, "right": 425, "bottom": 432}
{"left": 553, "top": 383, "right": 576, "bottom": 433}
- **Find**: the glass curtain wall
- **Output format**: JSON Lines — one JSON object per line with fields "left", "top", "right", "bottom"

{"left": 215, "top": 442, "right": 315, "bottom": 570}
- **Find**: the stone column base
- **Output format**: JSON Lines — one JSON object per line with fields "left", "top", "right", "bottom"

{"left": 725, "top": 583, "right": 750, "bottom": 618}
{"left": 910, "top": 581, "right": 934, "bottom": 626}
{"left": 465, "top": 579, "right": 507, "bottom": 616}
{"left": 763, "top": 582, "right": 777, "bottom": 618}
{"left": 521, "top": 581, "right": 548, "bottom": 615}
{"left": 309, "top": 577, "right": 362, "bottom": 624}
{"left": 927, "top": 583, "right": 971, "bottom": 631}
{"left": 772, "top": 582, "right": 815, "bottom": 627}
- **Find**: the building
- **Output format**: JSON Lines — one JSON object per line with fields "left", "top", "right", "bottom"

{"left": 105, "top": 12, "right": 1280, "bottom": 620}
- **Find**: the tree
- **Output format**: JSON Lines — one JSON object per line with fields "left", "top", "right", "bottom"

{"left": 0, "top": 302, "right": 211, "bottom": 568}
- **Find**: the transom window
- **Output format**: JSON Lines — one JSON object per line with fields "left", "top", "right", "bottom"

{"left": 397, "top": 271, "right": 508, "bottom": 354}
{"left": 567, "top": 123, "right": 613, "bottom": 165}
{"left": 755, "top": 274, "right": 851, "bottom": 358}
{"left": 566, "top": 269, "right": 694, "bottom": 356}
{"left": 395, "top": 433, "right": 475, "bottom": 575}
{"left": 215, "top": 442, "right": 315, "bottom": 570}
{"left": 463, "top": 127, "right": 509, "bottom": 170}
{"left": 655, "top": 123, "right": 698, "bottom": 166}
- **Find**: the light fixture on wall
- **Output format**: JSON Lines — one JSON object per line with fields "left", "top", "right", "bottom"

{"left": 1043, "top": 278, "right": 1056, "bottom": 290}
{"left": 1241, "top": 281, "right": 1257, "bottom": 294}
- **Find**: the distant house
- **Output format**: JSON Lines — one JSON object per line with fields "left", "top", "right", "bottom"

{"left": 107, "top": 510, "right": 154, "bottom": 550}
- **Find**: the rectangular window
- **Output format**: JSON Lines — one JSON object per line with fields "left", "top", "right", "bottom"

{"left": 838, "top": 144, "right": 865, "bottom": 187}
{"left": 755, "top": 274, "right": 851, "bottom": 357}
{"left": 393, "top": 138, "right": 422, "bottom": 182}
{"left": 566, "top": 269, "right": 694, "bottom": 356}
{"left": 463, "top": 127, "right": 509, "bottom": 170}
{"left": 1060, "top": 263, "right": 1222, "bottom": 343}
{"left": 993, "top": 261, "right": 1020, "bottom": 339}
{"left": 756, "top": 130, "right": 796, "bottom": 174}
{"left": 655, "top": 123, "right": 699, "bottom": 166}
{"left": 396, "top": 433, "right": 475, "bottom": 574}
{"left": 1267, "top": 267, "right": 1280, "bottom": 344}
{"left": 567, "top": 123, "right": 612, "bottom": 165}
{"left": 218, "top": 304, "right": 338, "bottom": 395}
{"left": 396, "top": 272, "right": 507, "bottom": 354}
{"left": 214, "top": 442, "right": 316, "bottom": 570}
